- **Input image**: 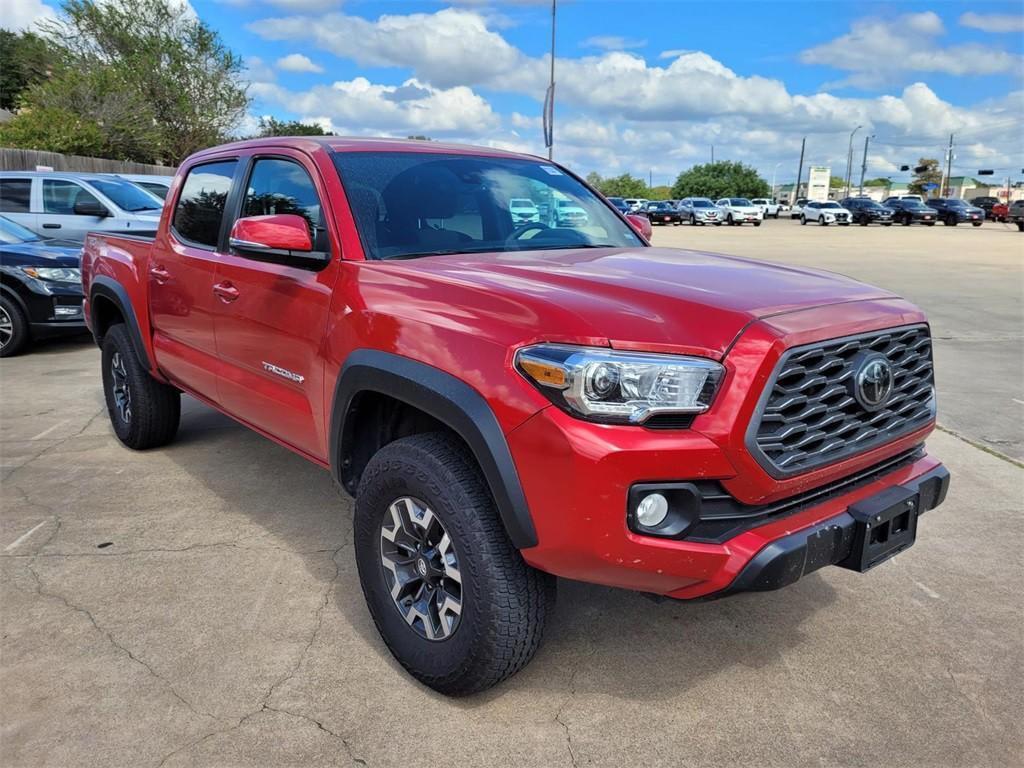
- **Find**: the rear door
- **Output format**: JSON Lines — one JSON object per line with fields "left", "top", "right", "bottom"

{"left": 150, "top": 158, "right": 238, "bottom": 399}
{"left": 0, "top": 178, "right": 37, "bottom": 234}
{"left": 211, "top": 151, "right": 341, "bottom": 459}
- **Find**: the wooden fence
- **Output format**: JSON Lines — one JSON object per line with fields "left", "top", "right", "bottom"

{"left": 0, "top": 148, "right": 175, "bottom": 175}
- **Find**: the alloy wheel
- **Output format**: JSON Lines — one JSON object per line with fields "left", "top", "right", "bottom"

{"left": 379, "top": 496, "right": 463, "bottom": 641}
{"left": 110, "top": 351, "right": 132, "bottom": 424}
{"left": 0, "top": 306, "right": 12, "bottom": 350}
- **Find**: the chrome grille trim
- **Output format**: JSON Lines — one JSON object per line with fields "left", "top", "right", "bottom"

{"left": 746, "top": 324, "right": 936, "bottom": 478}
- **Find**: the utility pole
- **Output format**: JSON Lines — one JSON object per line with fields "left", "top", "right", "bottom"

{"left": 543, "top": 0, "right": 557, "bottom": 160}
{"left": 941, "top": 133, "right": 954, "bottom": 197}
{"left": 845, "top": 125, "right": 862, "bottom": 198}
{"left": 793, "top": 137, "right": 806, "bottom": 205}
{"left": 858, "top": 135, "right": 871, "bottom": 196}
{"left": 649, "top": 169, "right": 653, "bottom": 189}
{"left": 711, "top": 145, "right": 714, "bottom": 164}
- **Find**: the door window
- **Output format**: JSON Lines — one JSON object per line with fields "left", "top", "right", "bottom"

{"left": 42, "top": 179, "right": 102, "bottom": 214}
{"left": 241, "top": 158, "right": 322, "bottom": 237}
{"left": 0, "top": 179, "right": 32, "bottom": 212}
{"left": 172, "top": 160, "right": 237, "bottom": 248}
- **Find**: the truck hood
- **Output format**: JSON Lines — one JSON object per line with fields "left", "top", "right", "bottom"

{"left": 401, "top": 246, "right": 897, "bottom": 358}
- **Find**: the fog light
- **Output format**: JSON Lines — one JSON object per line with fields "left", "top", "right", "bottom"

{"left": 636, "top": 493, "right": 669, "bottom": 527}
{"left": 54, "top": 305, "right": 82, "bottom": 317}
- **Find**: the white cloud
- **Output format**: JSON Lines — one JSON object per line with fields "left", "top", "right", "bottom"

{"left": 276, "top": 53, "right": 324, "bottom": 73}
{"left": 250, "top": 77, "right": 500, "bottom": 134}
{"left": 658, "top": 48, "right": 694, "bottom": 60}
{"left": 1, "top": 0, "right": 57, "bottom": 31}
{"left": 244, "top": 56, "right": 277, "bottom": 83}
{"left": 959, "top": 12, "right": 1024, "bottom": 34}
{"left": 249, "top": 8, "right": 525, "bottom": 90}
{"left": 800, "top": 11, "right": 1024, "bottom": 88}
{"left": 580, "top": 35, "right": 646, "bottom": 51}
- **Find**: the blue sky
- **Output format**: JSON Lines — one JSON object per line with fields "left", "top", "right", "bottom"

{"left": 8, "top": 0, "right": 1024, "bottom": 186}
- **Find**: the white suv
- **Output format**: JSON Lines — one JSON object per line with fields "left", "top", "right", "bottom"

{"left": 715, "top": 197, "right": 764, "bottom": 226}
{"left": 750, "top": 198, "right": 781, "bottom": 219}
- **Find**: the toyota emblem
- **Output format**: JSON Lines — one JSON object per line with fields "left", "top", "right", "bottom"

{"left": 853, "top": 354, "right": 895, "bottom": 411}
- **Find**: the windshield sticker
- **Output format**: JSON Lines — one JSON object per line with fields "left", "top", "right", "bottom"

{"left": 540, "top": 165, "right": 563, "bottom": 175}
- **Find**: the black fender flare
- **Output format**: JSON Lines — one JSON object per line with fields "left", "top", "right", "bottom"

{"left": 88, "top": 276, "right": 153, "bottom": 370}
{"left": 329, "top": 350, "right": 538, "bottom": 549}
{"left": 0, "top": 281, "right": 31, "bottom": 318}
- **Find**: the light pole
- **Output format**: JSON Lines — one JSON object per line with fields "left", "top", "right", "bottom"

{"left": 543, "top": 0, "right": 557, "bottom": 160}
{"left": 771, "top": 162, "right": 782, "bottom": 199}
{"left": 858, "top": 134, "right": 874, "bottom": 197}
{"left": 845, "top": 124, "right": 862, "bottom": 198}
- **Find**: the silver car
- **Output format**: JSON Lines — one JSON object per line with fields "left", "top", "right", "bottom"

{"left": 678, "top": 197, "right": 723, "bottom": 226}
{"left": 0, "top": 172, "right": 163, "bottom": 243}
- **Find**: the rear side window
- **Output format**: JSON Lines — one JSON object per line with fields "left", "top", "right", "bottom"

{"left": 173, "top": 160, "right": 237, "bottom": 248}
{"left": 42, "top": 179, "right": 103, "bottom": 215}
{"left": 0, "top": 179, "right": 32, "bottom": 212}
{"left": 242, "top": 158, "right": 321, "bottom": 236}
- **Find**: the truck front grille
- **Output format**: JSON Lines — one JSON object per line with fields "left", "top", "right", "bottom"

{"left": 748, "top": 325, "right": 935, "bottom": 477}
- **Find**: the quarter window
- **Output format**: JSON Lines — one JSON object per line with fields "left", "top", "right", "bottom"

{"left": 42, "top": 179, "right": 103, "bottom": 215}
{"left": 172, "top": 160, "right": 237, "bottom": 248}
{"left": 0, "top": 179, "right": 32, "bottom": 213}
{"left": 242, "top": 158, "right": 322, "bottom": 237}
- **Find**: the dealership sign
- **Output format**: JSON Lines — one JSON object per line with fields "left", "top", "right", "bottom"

{"left": 808, "top": 166, "right": 831, "bottom": 201}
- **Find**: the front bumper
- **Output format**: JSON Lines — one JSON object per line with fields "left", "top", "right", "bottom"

{"left": 703, "top": 464, "right": 948, "bottom": 599}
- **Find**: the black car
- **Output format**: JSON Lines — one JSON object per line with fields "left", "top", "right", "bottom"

{"left": 606, "top": 196, "right": 631, "bottom": 215}
{"left": 644, "top": 200, "right": 682, "bottom": 225}
{"left": 886, "top": 199, "right": 939, "bottom": 226}
{"left": 969, "top": 196, "right": 1000, "bottom": 220}
{"left": 0, "top": 215, "right": 87, "bottom": 356}
{"left": 840, "top": 197, "right": 895, "bottom": 226}
{"left": 928, "top": 198, "right": 985, "bottom": 227}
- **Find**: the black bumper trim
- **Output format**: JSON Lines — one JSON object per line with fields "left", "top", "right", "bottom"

{"left": 703, "top": 464, "right": 949, "bottom": 600}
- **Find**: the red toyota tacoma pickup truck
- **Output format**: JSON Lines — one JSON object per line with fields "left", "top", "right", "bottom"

{"left": 81, "top": 137, "right": 948, "bottom": 695}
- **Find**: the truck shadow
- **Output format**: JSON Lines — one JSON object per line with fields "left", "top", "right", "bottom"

{"left": 165, "top": 399, "right": 835, "bottom": 704}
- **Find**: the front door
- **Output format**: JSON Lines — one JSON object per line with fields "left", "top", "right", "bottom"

{"left": 149, "top": 159, "right": 238, "bottom": 399}
{"left": 212, "top": 153, "right": 340, "bottom": 459}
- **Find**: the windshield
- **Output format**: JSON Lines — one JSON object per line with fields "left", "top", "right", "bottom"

{"left": 820, "top": 202, "right": 842, "bottom": 209}
{"left": 946, "top": 199, "right": 968, "bottom": 207}
{"left": 90, "top": 179, "right": 163, "bottom": 212}
{"left": 0, "top": 215, "right": 42, "bottom": 244}
{"left": 692, "top": 200, "right": 714, "bottom": 208}
{"left": 729, "top": 198, "right": 752, "bottom": 206}
{"left": 649, "top": 202, "right": 671, "bottom": 210}
{"left": 332, "top": 152, "right": 644, "bottom": 260}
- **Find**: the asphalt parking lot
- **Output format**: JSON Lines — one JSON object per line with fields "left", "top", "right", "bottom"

{"left": 2, "top": 219, "right": 1022, "bottom": 767}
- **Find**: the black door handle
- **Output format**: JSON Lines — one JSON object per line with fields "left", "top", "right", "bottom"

{"left": 42, "top": 223, "right": 61, "bottom": 229}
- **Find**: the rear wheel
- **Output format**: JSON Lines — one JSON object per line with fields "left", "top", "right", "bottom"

{"left": 101, "top": 324, "right": 180, "bottom": 449}
{"left": 354, "top": 433, "right": 555, "bottom": 696}
{"left": 0, "top": 297, "right": 30, "bottom": 358}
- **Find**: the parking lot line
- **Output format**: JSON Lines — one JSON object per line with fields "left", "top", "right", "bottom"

{"left": 29, "top": 420, "right": 69, "bottom": 441}
{"left": 4, "top": 520, "right": 48, "bottom": 551}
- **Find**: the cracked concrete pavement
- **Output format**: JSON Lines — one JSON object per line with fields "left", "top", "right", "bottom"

{"left": 1, "top": 221, "right": 1022, "bottom": 767}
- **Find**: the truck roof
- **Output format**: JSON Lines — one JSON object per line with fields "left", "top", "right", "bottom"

{"left": 191, "top": 136, "right": 545, "bottom": 164}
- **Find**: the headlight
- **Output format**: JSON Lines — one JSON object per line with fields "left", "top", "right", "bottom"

{"left": 516, "top": 344, "right": 724, "bottom": 425}
{"left": 20, "top": 266, "right": 81, "bottom": 283}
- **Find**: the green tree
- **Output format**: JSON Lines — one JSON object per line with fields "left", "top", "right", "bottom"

{"left": 864, "top": 178, "right": 890, "bottom": 187}
{"left": 829, "top": 175, "right": 847, "bottom": 189}
{"left": 256, "top": 117, "right": 330, "bottom": 137}
{"left": 671, "top": 161, "right": 769, "bottom": 200}
{"left": 590, "top": 173, "right": 649, "bottom": 199}
{"left": 1, "top": 0, "right": 249, "bottom": 163}
{"left": 0, "top": 30, "right": 53, "bottom": 111}
{"left": 648, "top": 185, "right": 672, "bottom": 201}
{"left": 909, "top": 158, "right": 942, "bottom": 197}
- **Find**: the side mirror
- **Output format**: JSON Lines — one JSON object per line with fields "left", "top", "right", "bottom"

{"left": 228, "top": 214, "right": 328, "bottom": 268}
{"left": 74, "top": 198, "right": 110, "bottom": 217}
{"left": 626, "top": 213, "right": 652, "bottom": 240}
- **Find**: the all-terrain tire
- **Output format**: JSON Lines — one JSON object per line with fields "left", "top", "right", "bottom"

{"left": 101, "top": 324, "right": 180, "bottom": 449}
{"left": 354, "top": 432, "right": 555, "bottom": 696}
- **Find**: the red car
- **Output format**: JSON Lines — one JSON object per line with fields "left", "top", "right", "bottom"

{"left": 81, "top": 137, "right": 948, "bottom": 695}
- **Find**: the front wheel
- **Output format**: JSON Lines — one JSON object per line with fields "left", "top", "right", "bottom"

{"left": 101, "top": 324, "right": 180, "bottom": 449}
{"left": 901, "top": 215, "right": 911, "bottom": 226}
{"left": 0, "top": 296, "right": 30, "bottom": 358}
{"left": 800, "top": 215, "right": 807, "bottom": 226}
{"left": 819, "top": 216, "right": 828, "bottom": 226}
{"left": 972, "top": 221, "right": 982, "bottom": 227}
{"left": 354, "top": 433, "right": 555, "bottom": 696}
{"left": 690, "top": 214, "right": 696, "bottom": 226}
{"left": 727, "top": 214, "right": 734, "bottom": 226}
{"left": 754, "top": 221, "right": 761, "bottom": 227}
